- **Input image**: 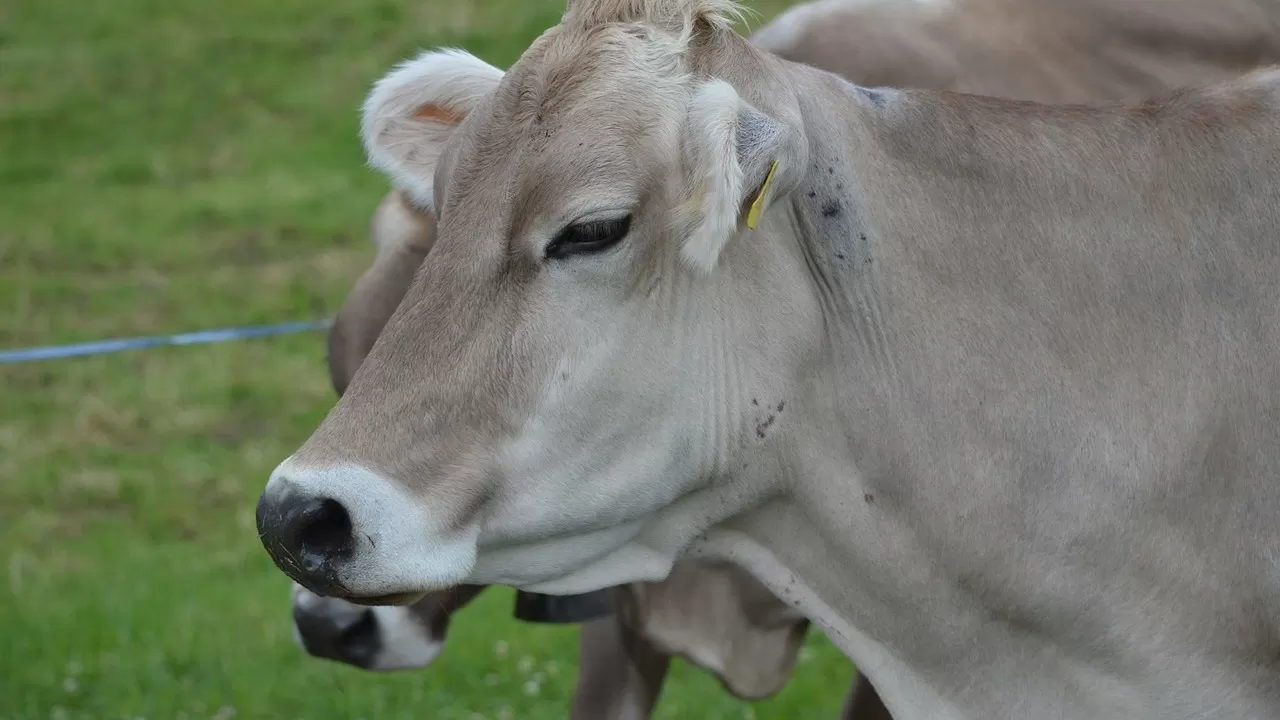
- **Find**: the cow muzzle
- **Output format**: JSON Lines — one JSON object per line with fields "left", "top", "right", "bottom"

{"left": 292, "top": 593, "right": 381, "bottom": 669}
{"left": 255, "top": 458, "right": 477, "bottom": 603}
{"left": 290, "top": 583, "right": 450, "bottom": 671}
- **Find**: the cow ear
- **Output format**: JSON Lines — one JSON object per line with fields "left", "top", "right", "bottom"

{"left": 360, "top": 49, "right": 505, "bottom": 212}
{"left": 327, "top": 191, "right": 437, "bottom": 397}
{"left": 677, "top": 80, "right": 787, "bottom": 274}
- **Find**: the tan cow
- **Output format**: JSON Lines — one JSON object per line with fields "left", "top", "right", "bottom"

{"left": 296, "top": 2, "right": 1280, "bottom": 716}
{"left": 291, "top": 188, "right": 844, "bottom": 718}
{"left": 256, "top": 0, "right": 1280, "bottom": 717}
{"left": 752, "top": 0, "right": 1280, "bottom": 105}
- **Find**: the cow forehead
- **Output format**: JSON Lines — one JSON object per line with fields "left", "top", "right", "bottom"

{"left": 444, "top": 123, "right": 656, "bottom": 234}
{"left": 440, "top": 26, "right": 687, "bottom": 224}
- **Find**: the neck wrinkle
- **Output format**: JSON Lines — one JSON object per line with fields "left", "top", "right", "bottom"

{"left": 784, "top": 68, "right": 906, "bottom": 399}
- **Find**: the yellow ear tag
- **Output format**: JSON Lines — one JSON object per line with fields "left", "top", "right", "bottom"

{"left": 745, "top": 159, "right": 779, "bottom": 230}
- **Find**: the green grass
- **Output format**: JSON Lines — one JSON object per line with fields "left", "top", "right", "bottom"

{"left": 0, "top": 0, "right": 856, "bottom": 717}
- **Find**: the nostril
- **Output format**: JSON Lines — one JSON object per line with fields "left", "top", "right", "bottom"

{"left": 335, "top": 610, "right": 380, "bottom": 666}
{"left": 291, "top": 498, "right": 355, "bottom": 572}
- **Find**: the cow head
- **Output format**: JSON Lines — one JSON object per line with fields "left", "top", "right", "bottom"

{"left": 255, "top": 0, "right": 818, "bottom": 604}
{"left": 291, "top": 581, "right": 486, "bottom": 671}
{"left": 289, "top": 184, "right": 820, "bottom": 706}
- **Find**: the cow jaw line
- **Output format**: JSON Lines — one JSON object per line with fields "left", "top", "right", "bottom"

{"left": 473, "top": 519, "right": 671, "bottom": 594}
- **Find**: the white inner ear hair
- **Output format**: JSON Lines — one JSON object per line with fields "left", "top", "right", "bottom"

{"left": 681, "top": 80, "right": 746, "bottom": 274}
{"left": 679, "top": 79, "right": 782, "bottom": 274}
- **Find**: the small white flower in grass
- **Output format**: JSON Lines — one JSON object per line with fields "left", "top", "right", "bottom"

{"left": 497, "top": 707, "right": 513, "bottom": 720}
{"left": 517, "top": 656, "right": 534, "bottom": 674}
{"left": 799, "top": 648, "right": 814, "bottom": 662}
{"left": 494, "top": 640, "right": 508, "bottom": 658}
{"left": 743, "top": 708, "right": 756, "bottom": 720}
{"left": 523, "top": 680, "right": 541, "bottom": 696}
{"left": 62, "top": 677, "right": 78, "bottom": 694}
{"left": 484, "top": 673, "right": 500, "bottom": 687}
{"left": 545, "top": 661, "right": 559, "bottom": 677}
{"left": 212, "top": 706, "right": 236, "bottom": 720}
{"left": 50, "top": 706, "right": 68, "bottom": 720}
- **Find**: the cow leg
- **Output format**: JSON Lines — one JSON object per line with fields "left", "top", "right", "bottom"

{"left": 569, "top": 615, "right": 672, "bottom": 720}
{"left": 841, "top": 672, "right": 894, "bottom": 720}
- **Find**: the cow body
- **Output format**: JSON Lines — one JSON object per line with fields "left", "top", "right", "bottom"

{"left": 257, "top": 1, "right": 1280, "bottom": 717}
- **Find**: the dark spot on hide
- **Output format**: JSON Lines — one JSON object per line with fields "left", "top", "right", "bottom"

{"left": 861, "top": 88, "right": 887, "bottom": 106}
{"left": 754, "top": 401, "right": 786, "bottom": 440}
{"left": 755, "top": 414, "right": 776, "bottom": 439}
{"left": 864, "top": 494, "right": 875, "bottom": 504}
{"left": 821, "top": 201, "right": 842, "bottom": 218}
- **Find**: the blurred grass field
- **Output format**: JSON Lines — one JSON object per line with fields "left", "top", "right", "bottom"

{"left": 0, "top": 0, "right": 856, "bottom": 717}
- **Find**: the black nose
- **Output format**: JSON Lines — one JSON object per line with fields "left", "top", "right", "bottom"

{"left": 293, "top": 605, "right": 381, "bottom": 669}
{"left": 256, "top": 491, "right": 355, "bottom": 595}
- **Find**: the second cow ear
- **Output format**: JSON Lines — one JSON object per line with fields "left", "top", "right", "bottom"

{"left": 327, "top": 190, "right": 437, "bottom": 398}
{"left": 360, "top": 49, "right": 505, "bottom": 212}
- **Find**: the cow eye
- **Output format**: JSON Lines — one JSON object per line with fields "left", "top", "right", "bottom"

{"left": 545, "top": 214, "right": 632, "bottom": 260}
